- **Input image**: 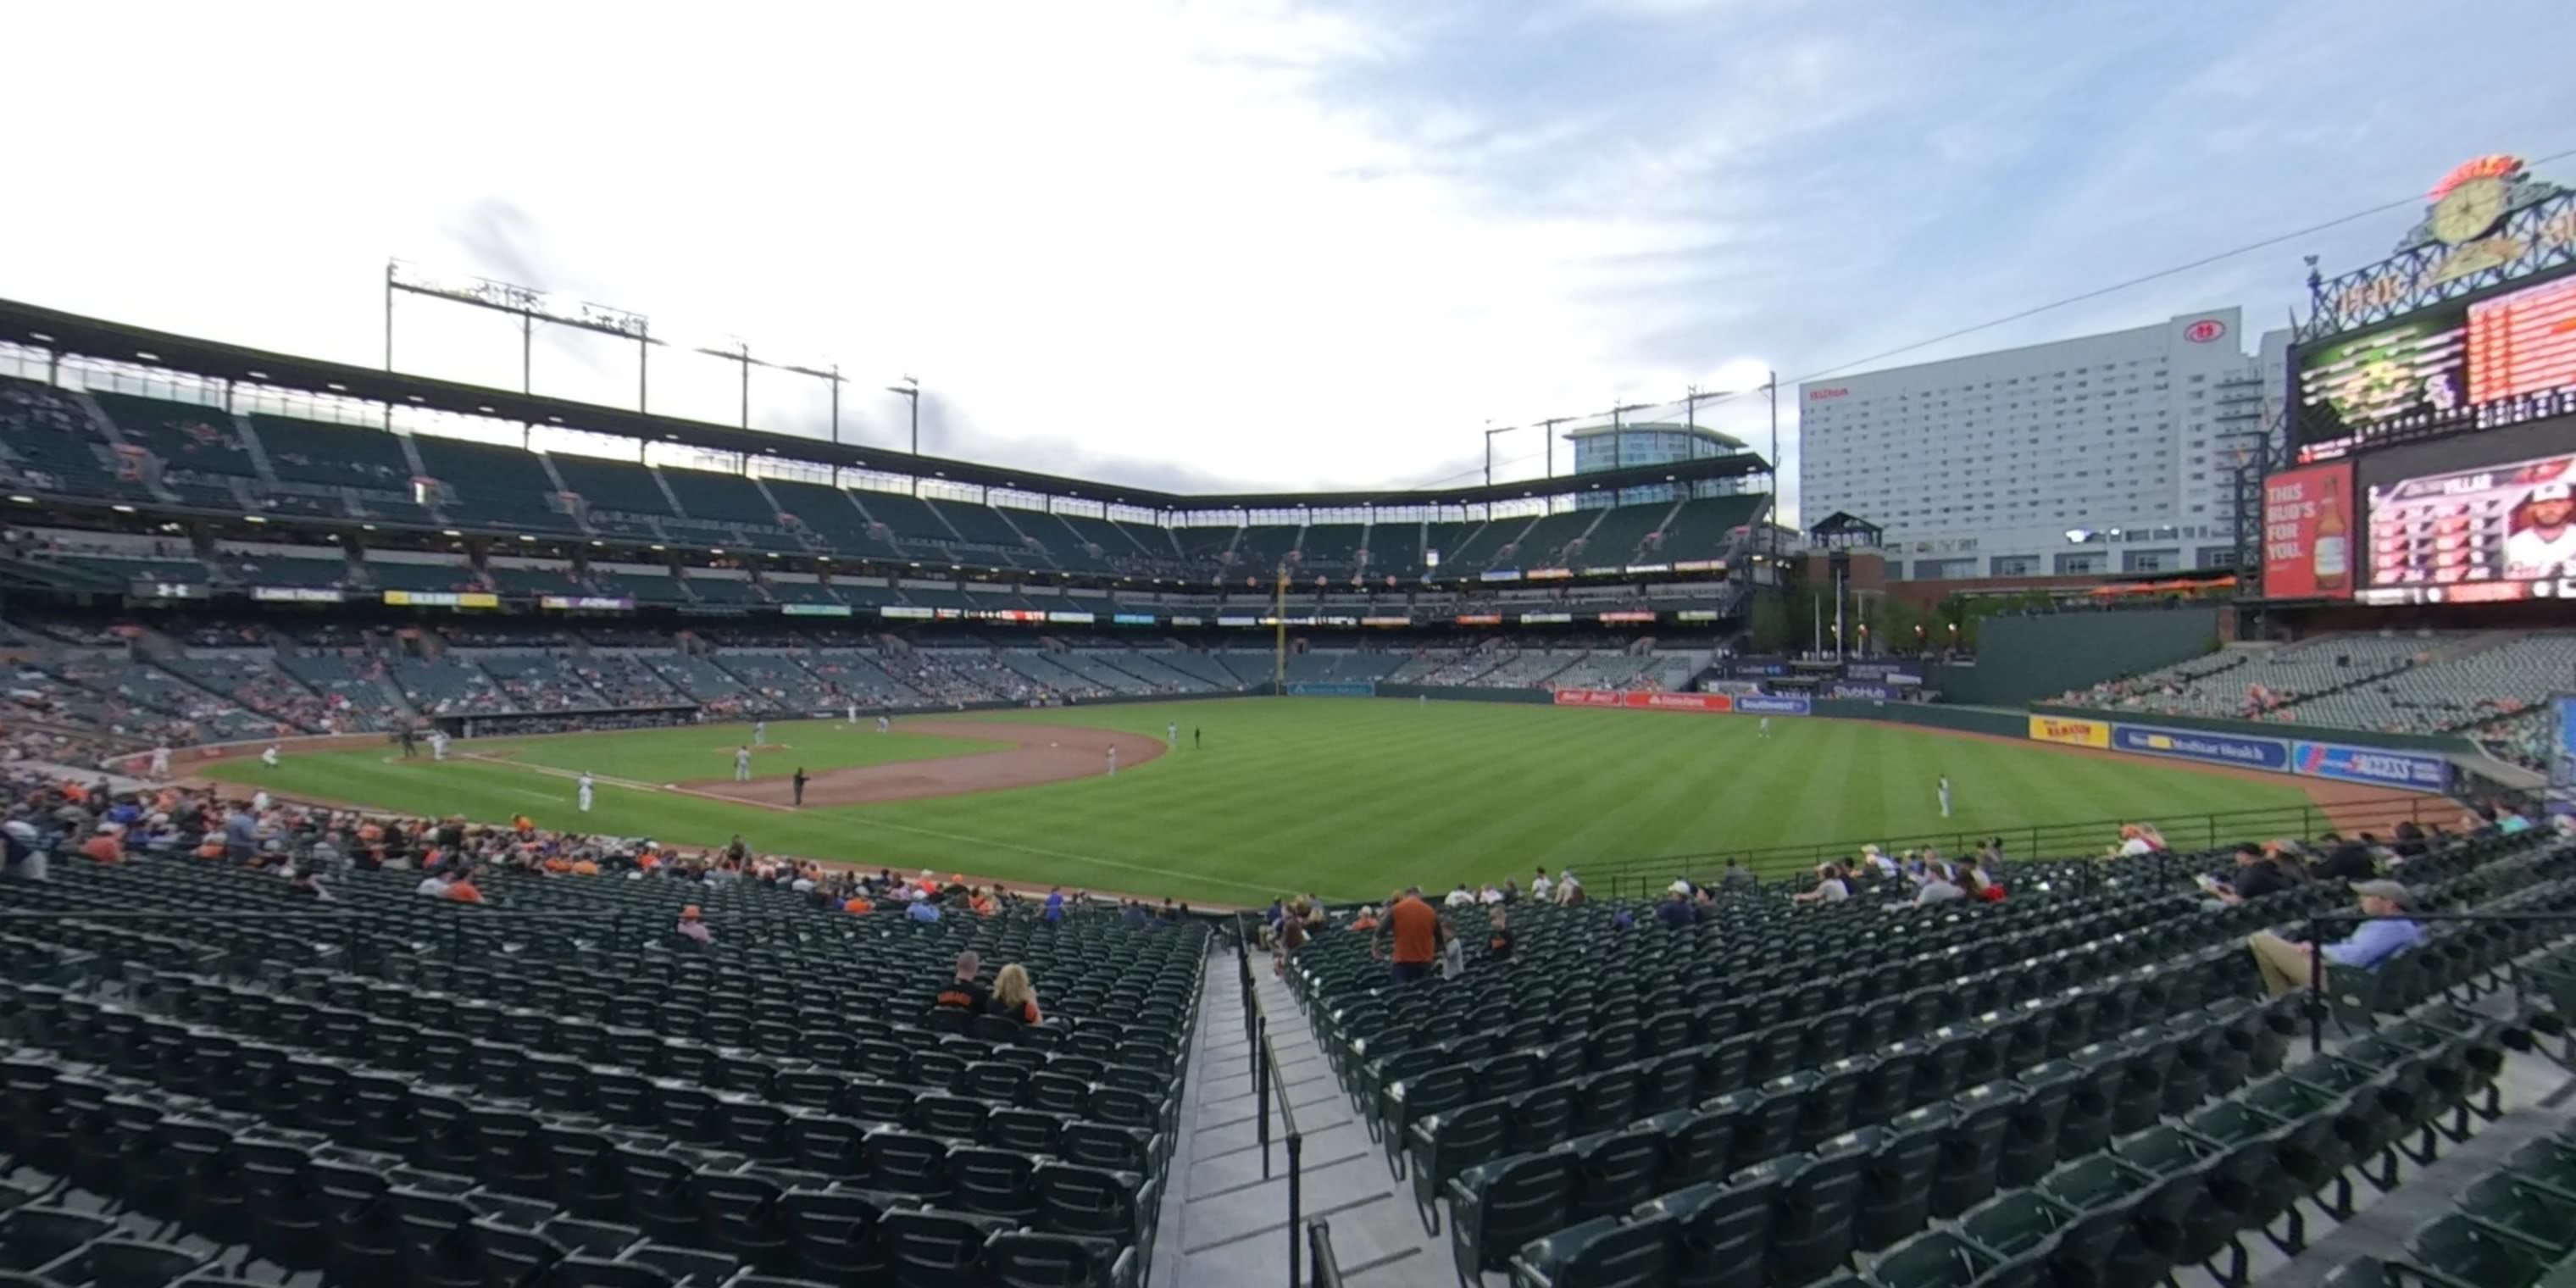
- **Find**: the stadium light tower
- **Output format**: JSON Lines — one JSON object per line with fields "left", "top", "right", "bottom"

{"left": 888, "top": 376, "right": 921, "bottom": 493}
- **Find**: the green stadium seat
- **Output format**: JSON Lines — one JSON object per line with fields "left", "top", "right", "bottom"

{"left": 1507, "top": 1213, "right": 1675, "bottom": 1288}
{"left": 1449, "top": 1153, "right": 1579, "bottom": 1281}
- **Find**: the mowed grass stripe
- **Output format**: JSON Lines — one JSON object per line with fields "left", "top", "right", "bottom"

{"left": 212, "top": 697, "right": 2323, "bottom": 905}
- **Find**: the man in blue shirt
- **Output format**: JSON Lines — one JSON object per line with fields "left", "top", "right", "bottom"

{"left": 2246, "top": 880, "right": 2423, "bottom": 997}
{"left": 907, "top": 897, "right": 941, "bottom": 924}
{"left": 1044, "top": 887, "right": 1066, "bottom": 923}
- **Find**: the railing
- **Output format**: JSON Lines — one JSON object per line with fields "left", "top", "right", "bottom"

{"left": 1306, "top": 1219, "right": 1345, "bottom": 1288}
{"left": 0, "top": 908, "right": 639, "bottom": 966}
{"left": 1235, "top": 924, "right": 1306, "bottom": 1288}
{"left": 1592, "top": 791, "right": 2466, "bottom": 897}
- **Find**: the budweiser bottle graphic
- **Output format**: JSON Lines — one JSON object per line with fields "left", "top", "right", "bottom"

{"left": 2312, "top": 489, "right": 2349, "bottom": 591}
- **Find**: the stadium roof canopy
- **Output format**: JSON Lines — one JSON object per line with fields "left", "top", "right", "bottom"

{"left": 0, "top": 297, "right": 1770, "bottom": 513}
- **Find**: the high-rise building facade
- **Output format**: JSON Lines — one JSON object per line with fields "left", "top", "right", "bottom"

{"left": 1796, "top": 309, "right": 2279, "bottom": 580}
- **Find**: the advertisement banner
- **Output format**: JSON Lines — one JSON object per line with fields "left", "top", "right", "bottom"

{"left": 2110, "top": 723, "right": 2291, "bottom": 772}
{"left": 1286, "top": 682, "right": 1375, "bottom": 697}
{"left": 1597, "top": 610, "right": 1657, "bottom": 624}
{"left": 1552, "top": 689, "right": 1734, "bottom": 713}
{"left": 1824, "top": 681, "right": 1903, "bottom": 701}
{"left": 1737, "top": 695, "right": 1811, "bottom": 716}
{"left": 1112, "top": 613, "right": 1157, "bottom": 625}
{"left": 1519, "top": 612, "right": 1574, "bottom": 625}
{"left": 880, "top": 605, "right": 935, "bottom": 619}
{"left": 2290, "top": 741, "right": 2451, "bottom": 791}
{"left": 1845, "top": 663, "right": 1925, "bottom": 684}
{"left": 383, "top": 591, "right": 499, "bottom": 609}
{"left": 540, "top": 595, "right": 636, "bottom": 611}
{"left": 2027, "top": 715, "right": 2112, "bottom": 748}
{"left": 253, "top": 586, "right": 344, "bottom": 603}
{"left": 781, "top": 603, "right": 852, "bottom": 617}
{"left": 2262, "top": 461, "right": 2357, "bottom": 600}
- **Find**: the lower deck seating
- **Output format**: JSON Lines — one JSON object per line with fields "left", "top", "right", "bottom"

{"left": 0, "top": 846, "right": 1203, "bottom": 1288}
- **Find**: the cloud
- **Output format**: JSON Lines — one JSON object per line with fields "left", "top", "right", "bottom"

{"left": 0, "top": 0, "right": 2569, "bottom": 529}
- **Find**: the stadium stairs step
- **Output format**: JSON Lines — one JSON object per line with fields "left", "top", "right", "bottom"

{"left": 1163, "top": 947, "right": 1451, "bottom": 1286}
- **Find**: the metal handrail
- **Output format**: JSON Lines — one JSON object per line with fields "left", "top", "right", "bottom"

{"left": 1306, "top": 1218, "right": 1344, "bottom": 1288}
{"left": 1235, "top": 919, "right": 1307, "bottom": 1287}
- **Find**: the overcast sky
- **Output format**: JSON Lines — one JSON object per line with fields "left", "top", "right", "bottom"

{"left": 3, "top": 1, "right": 2570, "bottom": 520}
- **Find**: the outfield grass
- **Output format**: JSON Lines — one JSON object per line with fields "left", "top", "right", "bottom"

{"left": 209, "top": 699, "right": 2317, "bottom": 905}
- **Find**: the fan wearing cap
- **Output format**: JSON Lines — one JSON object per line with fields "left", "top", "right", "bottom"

{"left": 2245, "top": 880, "right": 2423, "bottom": 998}
{"left": 675, "top": 904, "right": 712, "bottom": 944}
{"left": 2505, "top": 481, "right": 2576, "bottom": 576}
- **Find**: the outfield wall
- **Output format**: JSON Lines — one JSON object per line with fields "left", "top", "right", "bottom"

{"left": 1929, "top": 608, "right": 2226, "bottom": 706}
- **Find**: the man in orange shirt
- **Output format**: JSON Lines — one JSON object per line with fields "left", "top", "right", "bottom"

{"left": 444, "top": 869, "right": 485, "bottom": 903}
{"left": 81, "top": 824, "right": 125, "bottom": 864}
{"left": 1376, "top": 886, "right": 1441, "bottom": 985}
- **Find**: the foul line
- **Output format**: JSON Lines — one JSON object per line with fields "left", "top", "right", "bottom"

{"left": 453, "top": 753, "right": 659, "bottom": 792}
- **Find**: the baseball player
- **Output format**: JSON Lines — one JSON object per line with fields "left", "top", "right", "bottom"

{"left": 149, "top": 743, "right": 171, "bottom": 778}
{"left": 1167, "top": 722, "right": 1177, "bottom": 749}
{"left": 735, "top": 746, "right": 752, "bottom": 782}
{"left": 430, "top": 730, "right": 449, "bottom": 761}
{"left": 260, "top": 744, "right": 280, "bottom": 769}
{"left": 878, "top": 714, "right": 891, "bottom": 734}
{"left": 1938, "top": 774, "right": 1953, "bottom": 819}
{"left": 1759, "top": 717, "right": 1771, "bottom": 738}
{"left": 1106, "top": 746, "right": 1118, "bottom": 777}
{"left": 577, "top": 771, "right": 595, "bottom": 813}
{"left": 847, "top": 702, "right": 858, "bottom": 725}
{"left": 753, "top": 719, "right": 768, "bottom": 746}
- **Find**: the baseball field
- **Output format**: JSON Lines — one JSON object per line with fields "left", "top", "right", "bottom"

{"left": 193, "top": 697, "right": 2389, "bottom": 905}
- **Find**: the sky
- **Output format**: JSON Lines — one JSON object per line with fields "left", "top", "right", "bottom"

{"left": 3, "top": 0, "right": 2572, "bottom": 522}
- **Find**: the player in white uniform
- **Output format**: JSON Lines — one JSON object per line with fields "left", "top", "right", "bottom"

{"left": 149, "top": 744, "right": 171, "bottom": 778}
{"left": 1107, "top": 746, "right": 1119, "bottom": 777}
{"left": 847, "top": 702, "right": 858, "bottom": 725}
{"left": 2505, "top": 483, "right": 2576, "bottom": 575}
{"left": 1938, "top": 775, "right": 1953, "bottom": 819}
{"left": 1167, "top": 722, "right": 1178, "bottom": 749}
{"left": 1759, "top": 717, "right": 1771, "bottom": 738}
{"left": 260, "top": 744, "right": 280, "bottom": 769}
{"left": 878, "top": 715, "right": 891, "bottom": 734}
{"left": 430, "top": 730, "right": 449, "bottom": 761}
{"left": 577, "top": 771, "right": 595, "bottom": 813}
{"left": 735, "top": 747, "right": 752, "bottom": 782}
{"left": 753, "top": 719, "right": 768, "bottom": 746}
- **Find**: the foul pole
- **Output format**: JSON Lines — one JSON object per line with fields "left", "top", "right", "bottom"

{"left": 1273, "top": 564, "right": 1290, "bottom": 693}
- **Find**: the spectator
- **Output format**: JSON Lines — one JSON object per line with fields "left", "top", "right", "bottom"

{"left": 1610, "top": 907, "right": 1636, "bottom": 931}
{"left": 1794, "top": 862, "right": 1850, "bottom": 905}
{"left": 1444, "top": 883, "right": 1475, "bottom": 908}
{"left": 1347, "top": 904, "right": 1381, "bottom": 932}
{"left": 989, "top": 963, "right": 1042, "bottom": 1024}
{"left": 290, "top": 868, "right": 334, "bottom": 902}
{"left": 1913, "top": 863, "right": 1966, "bottom": 906}
{"left": 2117, "top": 824, "right": 2156, "bottom": 857}
{"left": 1486, "top": 908, "right": 1513, "bottom": 959}
{"left": 1530, "top": 866, "right": 1552, "bottom": 902}
{"left": 415, "top": 869, "right": 452, "bottom": 897}
{"left": 675, "top": 903, "right": 711, "bottom": 944}
{"left": 1558, "top": 870, "right": 1585, "bottom": 906}
{"left": 2246, "top": 880, "right": 2423, "bottom": 998}
{"left": 1721, "top": 859, "right": 1756, "bottom": 888}
{"left": 1044, "top": 886, "right": 1066, "bottom": 923}
{"left": 444, "top": 869, "right": 485, "bottom": 903}
{"left": 1439, "top": 920, "right": 1465, "bottom": 979}
{"left": 1958, "top": 856, "right": 2005, "bottom": 903}
{"left": 2311, "top": 836, "right": 2377, "bottom": 883}
{"left": 2207, "top": 843, "right": 2294, "bottom": 906}
{"left": 908, "top": 896, "right": 942, "bottom": 924}
{"left": 1274, "top": 898, "right": 1309, "bottom": 977}
{"left": 936, "top": 952, "right": 991, "bottom": 1011}
{"left": 80, "top": 823, "right": 125, "bottom": 864}
{"left": 1657, "top": 887, "right": 1696, "bottom": 927}
{"left": 1377, "top": 886, "right": 1440, "bottom": 985}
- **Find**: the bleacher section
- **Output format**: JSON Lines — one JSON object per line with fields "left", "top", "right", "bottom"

{"left": 0, "top": 377, "right": 136, "bottom": 502}
{"left": 246, "top": 413, "right": 416, "bottom": 491}
{"left": 271, "top": 649, "right": 409, "bottom": 729}
{"left": 408, "top": 436, "right": 586, "bottom": 536}
{"left": 0, "top": 853, "right": 1197, "bottom": 1288}
{"left": 1280, "top": 827, "right": 2576, "bottom": 1288}
{"left": 87, "top": 391, "right": 259, "bottom": 511}
{"left": 391, "top": 656, "right": 513, "bottom": 715}
{"left": 2295, "top": 634, "right": 2576, "bottom": 736}
{"left": 549, "top": 455, "right": 677, "bottom": 541}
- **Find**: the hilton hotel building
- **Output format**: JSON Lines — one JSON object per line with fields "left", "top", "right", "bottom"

{"left": 1797, "top": 308, "right": 2288, "bottom": 580}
